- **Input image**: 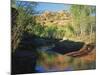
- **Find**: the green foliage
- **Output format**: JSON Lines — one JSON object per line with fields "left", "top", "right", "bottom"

{"left": 12, "top": 1, "right": 96, "bottom": 52}
{"left": 12, "top": 2, "right": 96, "bottom": 70}
{"left": 31, "top": 5, "right": 96, "bottom": 43}
{"left": 12, "top": 1, "right": 37, "bottom": 51}
{"left": 11, "top": 0, "right": 16, "bottom": 8}
{"left": 70, "top": 5, "right": 96, "bottom": 35}
{"left": 30, "top": 23, "right": 75, "bottom": 39}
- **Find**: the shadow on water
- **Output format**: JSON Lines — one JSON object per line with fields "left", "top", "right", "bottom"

{"left": 11, "top": 31, "right": 39, "bottom": 74}
{"left": 51, "top": 40, "right": 85, "bottom": 54}
{"left": 12, "top": 31, "right": 85, "bottom": 74}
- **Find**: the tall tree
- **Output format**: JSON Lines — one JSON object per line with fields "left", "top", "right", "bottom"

{"left": 70, "top": 5, "right": 96, "bottom": 35}
{"left": 11, "top": 0, "right": 37, "bottom": 51}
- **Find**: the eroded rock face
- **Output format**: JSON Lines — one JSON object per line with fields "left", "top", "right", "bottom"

{"left": 35, "top": 10, "right": 72, "bottom": 26}
{"left": 66, "top": 43, "right": 95, "bottom": 57}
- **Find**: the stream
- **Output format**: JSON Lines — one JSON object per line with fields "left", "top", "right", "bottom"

{"left": 35, "top": 44, "right": 74, "bottom": 72}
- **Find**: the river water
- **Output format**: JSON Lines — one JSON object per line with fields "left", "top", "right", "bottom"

{"left": 35, "top": 45, "right": 74, "bottom": 72}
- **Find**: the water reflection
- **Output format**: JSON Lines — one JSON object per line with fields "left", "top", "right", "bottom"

{"left": 35, "top": 43, "right": 95, "bottom": 73}
{"left": 35, "top": 65, "right": 74, "bottom": 72}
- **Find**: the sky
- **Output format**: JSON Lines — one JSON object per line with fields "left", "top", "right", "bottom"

{"left": 35, "top": 2, "right": 71, "bottom": 12}
{"left": 16, "top": 1, "right": 71, "bottom": 12}
{"left": 16, "top": 1, "right": 95, "bottom": 15}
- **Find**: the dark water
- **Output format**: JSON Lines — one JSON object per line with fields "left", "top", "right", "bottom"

{"left": 35, "top": 65, "right": 73, "bottom": 72}
{"left": 35, "top": 45, "right": 74, "bottom": 72}
{"left": 35, "top": 43, "right": 95, "bottom": 72}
